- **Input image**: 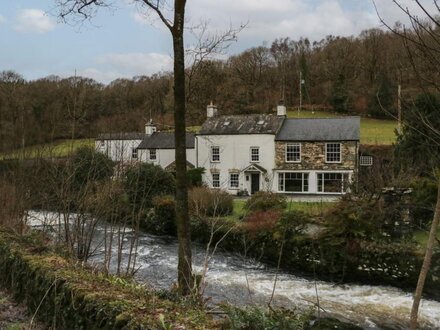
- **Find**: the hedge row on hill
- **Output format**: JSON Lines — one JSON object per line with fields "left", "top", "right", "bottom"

{"left": 0, "top": 230, "right": 214, "bottom": 330}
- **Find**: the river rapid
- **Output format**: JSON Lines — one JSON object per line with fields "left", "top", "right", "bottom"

{"left": 28, "top": 211, "right": 440, "bottom": 329}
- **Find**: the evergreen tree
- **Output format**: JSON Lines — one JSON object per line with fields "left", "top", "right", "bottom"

{"left": 330, "top": 74, "right": 349, "bottom": 113}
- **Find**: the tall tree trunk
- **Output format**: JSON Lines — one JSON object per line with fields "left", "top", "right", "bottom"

{"left": 172, "top": 0, "right": 193, "bottom": 295}
{"left": 410, "top": 181, "right": 440, "bottom": 329}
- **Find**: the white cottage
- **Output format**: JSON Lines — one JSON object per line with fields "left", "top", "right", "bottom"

{"left": 196, "top": 104, "right": 286, "bottom": 195}
{"left": 137, "top": 131, "right": 196, "bottom": 170}
{"left": 95, "top": 132, "right": 146, "bottom": 163}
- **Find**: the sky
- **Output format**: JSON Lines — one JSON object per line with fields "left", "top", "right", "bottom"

{"left": 0, "top": 0, "right": 434, "bottom": 84}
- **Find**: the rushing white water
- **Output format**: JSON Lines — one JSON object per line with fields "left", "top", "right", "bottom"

{"left": 27, "top": 211, "right": 440, "bottom": 329}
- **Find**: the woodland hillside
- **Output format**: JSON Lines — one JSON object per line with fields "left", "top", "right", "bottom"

{"left": 0, "top": 27, "right": 434, "bottom": 152}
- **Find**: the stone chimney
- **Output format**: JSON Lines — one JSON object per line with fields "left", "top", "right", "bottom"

{"left": 145, "top": 119, "right": 157, "bottom": 136}
{"left": 207, "top": 101, "right": 218, "bottom": 118}
{"left": 277, "top": 100, "right": 287, "bottom": 117}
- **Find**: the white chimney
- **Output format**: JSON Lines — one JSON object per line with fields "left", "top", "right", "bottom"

{"left": 145, "top": 119, "right": 157, "bottom": 136}
{"left": 207, "top": 101, "right": 218, "bottom": 118}
{"left": 277, "top": 100, "right": 287, "bottom": 117}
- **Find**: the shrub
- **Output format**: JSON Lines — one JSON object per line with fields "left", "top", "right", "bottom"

{"left": 187, "top": 167, "right": 205, "bottom": 187}
{"left": 70, "top": 146, "right": 114, "bottom": 187}
{"left": 244, "top": 191, "right": 287, "bottom": 212}
{"left": 124, "top": 163, "right": 175, "bottom": 210}
{"left": 242, "top": 210, "right": 281, "bottom": 237}
{"left": 143, "top": 195, "right": 176, "bottom": 235}
{"left": 410, "top": 177, "right": 438, "bottom": 229}
{"left": 189, "top": 187, "right": 233, "bottom": 217}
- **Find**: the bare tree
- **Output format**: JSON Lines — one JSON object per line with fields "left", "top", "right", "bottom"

{"left": 55, "top": 0, "right": 194, "bottom": 295}
{"left": 374, "top": 1, "right": 440, "bottom": 328}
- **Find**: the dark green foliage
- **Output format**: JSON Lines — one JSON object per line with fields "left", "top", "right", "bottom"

{"left": 244, "top": 191, "right": 287, "bottom": 212}
{"left": 368, "top": 72, "right": 394, "bottom": 118}
{"left": 187, "top": 167, "right": 205, "bottom": 187}
{"left": 189, "top": 187, "right": 233, "bottom": 217}
{"left": 142, "top": 195, "right": 176, "bottom": 235}
{"left": 70, "top": 146, "right": 114, "bottom": 187}
{"left": 124, "top": 163, "right": 175, "bottom": 210}
{"left": 395, "top": 93, "right": 440, "bottom": 175}
{"left": 330, "top": 74, "right": 349, "bottom": 113}
{"left": 410, "top": 177, "right": 438, "bottom": 229}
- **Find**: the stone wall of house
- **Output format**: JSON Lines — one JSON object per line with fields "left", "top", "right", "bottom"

{"left": 275, "top": 141, "right": 358, "bottom": 171}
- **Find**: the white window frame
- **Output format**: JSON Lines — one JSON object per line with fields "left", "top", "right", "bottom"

{"left": 250, "top": 147, "right": 260, "bottom": 163}
{"left": 131, "top": 148, "right": 138, "bottom": 159}
{"left": 211, "top": 146, "right": 220, "bottom": 163}
{"left": 325, "top": 143, "right": 342, "bottom": 163}
{"left": 229, "top": 173, "right": 239, "bottom": 189}
{"left": 99, "top": 140, "right": 105, "bottom": 148}
{"left": 285, "top": 143, "right": 301, "bottom": 163}
{"left": 149, "top": 149, "right": 157, "bottom": 161}
{"left": 317, "top": 172, "right": 350, "bottom": 194}
{"left": 360, "top": 155, "right": 373, "bottom": 166}
{"left": 212, "top": 173, "right": 220, "bottom": 188}
{"left": 278, "top": 172, "right": 309, "bottom": 193}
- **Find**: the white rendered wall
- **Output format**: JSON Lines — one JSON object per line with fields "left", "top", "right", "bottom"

{"left": 95, "top": 139, "right": 142, "bottom": 163}
{"left": 138, "top": 148, "right": 196, "bottom": 169}
{"left": 197, "top": 134, "right": 276, "bottom": 194}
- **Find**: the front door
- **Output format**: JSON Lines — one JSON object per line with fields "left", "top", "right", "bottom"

{"left": 251, "top": 173, "right": 260, "bottom": 195}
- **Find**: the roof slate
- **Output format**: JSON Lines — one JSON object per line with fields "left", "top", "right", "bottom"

{"left": 275, "top": 117, "right": 360, "bottom": 141}
{"left": 97, "top": 132, "right": 146, "bottom": 140}
{"left": 199, "top": 114, "right": 284, "bottom": 135}
{"left": 137, "top": 132, "right": 195, "bottom": 149}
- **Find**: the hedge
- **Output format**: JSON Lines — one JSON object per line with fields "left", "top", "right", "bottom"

{"left": 0, "top": 230, "right": 215, "bottom": 329}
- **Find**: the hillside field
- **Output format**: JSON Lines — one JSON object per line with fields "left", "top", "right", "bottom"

{"left": 287, "top": 109, "right": 397, "bottom": 145}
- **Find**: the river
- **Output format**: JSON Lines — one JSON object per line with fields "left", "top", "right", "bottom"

{"left": 28, "top": 211, "right": 440, "bottom": 329}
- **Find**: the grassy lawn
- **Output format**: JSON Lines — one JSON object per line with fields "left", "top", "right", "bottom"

{"left": 285, "top": 201, "right": 334, "bottom": 216}
{"left": 413, "top": 227, "right": 440, "bottom": 250}
{"left": 287, "top": 109, "right": 397, "bottom": 145}
{"left": 0, "top": 139, "right": 94, "bottom": 160}
{"left": 226, "top": 198, "right": 334, "bottom": 221}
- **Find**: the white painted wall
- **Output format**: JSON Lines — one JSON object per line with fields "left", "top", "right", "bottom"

{"left": 138, "top": 148, "right": 196, "bottom": 169}
{"left": 197, "top": 134, "right": 276, "bottom": 195}
{"left": 95, "top": 139, "right": 142, "bottom": 163}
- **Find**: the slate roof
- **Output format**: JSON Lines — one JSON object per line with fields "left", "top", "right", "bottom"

{"left": 275, "top": 117, "right": 360, "bottom": 141}
{"left": 199, "top": 114, "right": 284, "bottom": 135}
{"left": 137, "top": 132, "right": 195, "bottom": 149}
{"left": 97, "top": 132, "right": 146, "bottom": 140}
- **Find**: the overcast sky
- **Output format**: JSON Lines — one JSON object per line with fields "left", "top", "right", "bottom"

{"left": 0, "top": 0, "right": 434, "bottom": 84}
